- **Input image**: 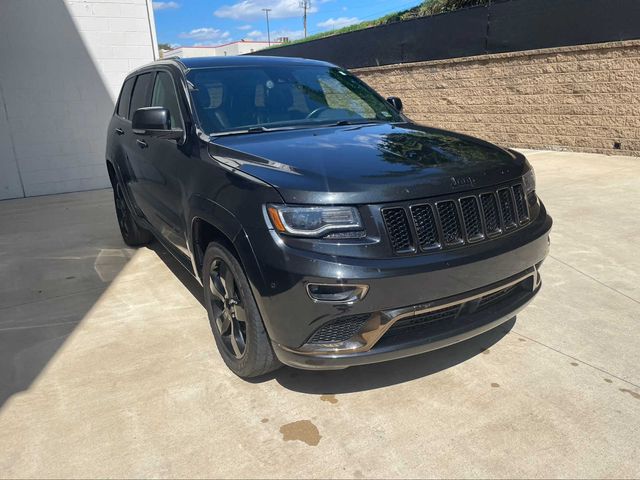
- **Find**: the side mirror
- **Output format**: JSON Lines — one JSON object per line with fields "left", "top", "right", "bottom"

{"left": 386, "top": 96, "right": 403, "bottom": 112}
{"left": 132, "top": 107, "right": 183, "bottom": 140}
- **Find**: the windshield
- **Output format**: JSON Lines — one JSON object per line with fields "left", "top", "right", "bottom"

{"left": 186, "top": 65, "right": 403, "bottom": 134}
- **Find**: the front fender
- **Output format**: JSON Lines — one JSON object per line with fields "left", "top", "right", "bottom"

{"left": 187, "top": 195, "right": 268, "bottom": 302}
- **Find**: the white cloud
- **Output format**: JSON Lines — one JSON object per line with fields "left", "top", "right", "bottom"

{"left": 317, "top": 16, "right": 360, "bottom": 29}
{"left": 237, "top": 24, "right": 253, "bottom": 30}
{"left": 153, "top": 1, "right": 179, "bottom": 10}
{"left": 179, "top": 27, "right": 231, "bottom": 41}
{"left": 215, "top": 0, "right": 318, "bottom": 20}
{"left": 246, "top": 30, "right": 263, "bottom": 38}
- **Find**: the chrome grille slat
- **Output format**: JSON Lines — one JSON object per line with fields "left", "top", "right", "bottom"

{"left": 385, "top": 183, "right": 531, "bottom": 254}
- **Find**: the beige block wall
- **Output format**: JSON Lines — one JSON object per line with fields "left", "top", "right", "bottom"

{"left": 354, "top": 40, "right": 640, "bottom": 157}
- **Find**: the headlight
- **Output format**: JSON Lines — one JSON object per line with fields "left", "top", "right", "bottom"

{"left": 523, "top": 169, "right": 536, "bottom": 195}
{"left": 267, "top": 205, "right": 362, "bottom": 237}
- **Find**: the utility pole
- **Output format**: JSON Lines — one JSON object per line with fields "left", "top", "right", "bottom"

{"left": 299, "top": 0, "right": 310, "bottom": 38}
{"left": 262, "top": 8, "right": 272, "bottom": 46}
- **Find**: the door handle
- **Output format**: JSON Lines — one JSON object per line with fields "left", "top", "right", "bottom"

{"left": 114, "top": 128, "right": 125, "bottom": 136}
{"left": 136, "top": 139, "right": 148, "bottom": 149}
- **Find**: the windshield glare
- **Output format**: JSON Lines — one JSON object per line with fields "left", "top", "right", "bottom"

{"left": 186, "top": 65, "right": 403, "bottom": 134}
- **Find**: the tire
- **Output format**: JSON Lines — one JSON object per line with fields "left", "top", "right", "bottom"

{"left": 112, "top": 180, "right": 153, "bottom": 247}
{"left": 202, "top": 242, "right": 280, "bottom": 378}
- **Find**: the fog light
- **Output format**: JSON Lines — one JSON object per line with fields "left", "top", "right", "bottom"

{"left": 306, "top": 283, "right": 369, "bottom": 303}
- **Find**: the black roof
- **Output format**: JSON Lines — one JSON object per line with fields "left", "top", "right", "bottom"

{"left": 170, "top": 55, "right": 334, "bottom": 70}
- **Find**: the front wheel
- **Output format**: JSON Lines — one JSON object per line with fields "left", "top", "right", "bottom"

{"left": 202, "top": 243, "right": 280, "bottom": 378}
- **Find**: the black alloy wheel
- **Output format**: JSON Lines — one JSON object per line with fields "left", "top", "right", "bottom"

{"left": 114, "top": 183, "right": 131, "bottom": 240}
{"left": 112, "top": 177, "right": 152, "bottom": 246}
{"left": 202, "top": 243, "right": 280, "bottom": 377}
{"left": 208, "top": 258, "right": 248, "bottom": 358}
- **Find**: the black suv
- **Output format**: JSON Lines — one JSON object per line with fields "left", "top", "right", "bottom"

{"left": 106, "top": 56, "right": 551, "bottom": 377}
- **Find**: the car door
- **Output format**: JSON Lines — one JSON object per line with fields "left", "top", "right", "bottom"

{"left": 140, "top": 69, "right": 191, "bottom": 256}
{"left": 124, "top": 71, "right": 156, "bottom": 218}
{"left": 109, "top": 75, "right": 135, "bottom": 191}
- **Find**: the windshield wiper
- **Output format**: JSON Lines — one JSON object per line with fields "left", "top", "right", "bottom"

{"left": 209, "top": 125, "right": 297, "bottom": 138}
{"left": 331, "top": 119, "right": 387, "bottom": 126}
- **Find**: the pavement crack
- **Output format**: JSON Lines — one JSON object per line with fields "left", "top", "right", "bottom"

{"left": 512, "top": 330, "right": 640, "bottom": 390}
{"left": 548, "top": 254, "right": 640, "bottom": 305}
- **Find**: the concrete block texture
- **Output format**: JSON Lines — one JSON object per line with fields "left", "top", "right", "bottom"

{"left": 354, "top": 40, "right": 640, "bottom": 157}
{"left": 0, "top": 0, "right": 156, "bottom": 200}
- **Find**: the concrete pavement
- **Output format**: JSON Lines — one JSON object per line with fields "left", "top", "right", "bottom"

{"left": 0, "top": 151, "right": 639, "bottom": 478}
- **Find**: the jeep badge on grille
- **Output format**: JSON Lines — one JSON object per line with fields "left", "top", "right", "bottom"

{"left": 451, "top": 176, "right": 477, "bottom": 188}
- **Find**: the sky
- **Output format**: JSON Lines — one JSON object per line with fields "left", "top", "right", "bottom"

{"left": 152, "top": 0, "right": 421, "bottom": 48}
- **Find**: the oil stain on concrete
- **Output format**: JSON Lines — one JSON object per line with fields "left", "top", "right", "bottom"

{"left": 280, "top": 420, "right": 322, "bottom": 446}
{"left": 320, "top": 394, "right": 338, "bottom": 404}
{"left": 619, "top": 388, "right": 640, "bottom": 400}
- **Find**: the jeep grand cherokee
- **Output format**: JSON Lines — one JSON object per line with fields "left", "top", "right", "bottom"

{"left": 106, "top": 56, "right": 552, "bottom": 377}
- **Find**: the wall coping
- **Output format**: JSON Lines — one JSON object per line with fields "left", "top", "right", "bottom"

{"left": 352, "top": 39, "right": 640, "bottom": 72}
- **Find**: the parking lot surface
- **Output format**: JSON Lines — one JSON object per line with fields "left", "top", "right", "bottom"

{"left": 0, "top": 151, "right": 639, "bottom": 478}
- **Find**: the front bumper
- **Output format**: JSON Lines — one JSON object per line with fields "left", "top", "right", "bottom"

{"left": 246, "top": 203, "right": 551, "bottom": 355}
{"left": 272, "top": 266, "right": 540, "bottom": 370}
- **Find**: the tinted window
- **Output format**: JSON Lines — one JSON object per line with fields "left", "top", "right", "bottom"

{"left": 151, "top": 71, "right": 184, "bottom": 129}
{"left": 129, "top": 72, "right": 154, "bottom": 119}
{"left": 117, "top": 77, "right": 135, "bottom": 119}
{"left": 187, "top": 65, "right": 402, "bottom": 134}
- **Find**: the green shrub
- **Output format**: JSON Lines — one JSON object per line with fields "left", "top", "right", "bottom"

{"left": 265, "top": 0, "right": 491, "bottom": 49}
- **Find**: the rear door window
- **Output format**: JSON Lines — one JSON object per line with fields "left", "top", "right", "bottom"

{"left": 129, "top": 72, "right": 154, "bottom": 119}
{"left": 117, "top": 77, "right": 135, "bottom": 119}
{"left": 151, "top": 71, "right": 184, "bottom": 130}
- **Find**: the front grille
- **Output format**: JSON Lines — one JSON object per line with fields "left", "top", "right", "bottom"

{"left": 512, "top": 184, "right": 529, "bottom": 223}
{"left": 381, "top": 278, "right": 529, "bottom": 342}
{"left": 459, "top": 196, "right": 484, "bottom": 242}
{"left": 436, "top": 201, "right": 464, "bottom": 246}
{"left": 478, "top": 284, "right": 518, "bottom": 309}
{"left": 480, "top": 193, "right": 501, "bottom": 236}
{"left": 497, "top": 188, "right": 517, "bottom": 230}
{"left": 307, "top": 314, "right": 370, "bottom": 344}
{"left": 382, "top": 207, "right": 413, "bottom": 253}
{"left": 384, "top": 183, "right": 531, "bottom": 254}
{"left": 410, "top": 204, "right": 439, "bottom": 250}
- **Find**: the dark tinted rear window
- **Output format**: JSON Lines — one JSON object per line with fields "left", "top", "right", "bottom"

{"left": 117, "top": 77, "right": 135, "bottom": 119}
{"left": 129, "top": 72, "right": 154, "bottom": 118}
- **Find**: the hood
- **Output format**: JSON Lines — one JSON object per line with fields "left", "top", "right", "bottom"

{"left": 208, "top": 122, "right": 528, "bottom": 204}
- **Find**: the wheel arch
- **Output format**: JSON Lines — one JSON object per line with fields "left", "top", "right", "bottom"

{"left": 188, "top": 197, "right": 265, "bottom": 292}
{"left": 106, "top": 159, "right": 117, "bottom": 187}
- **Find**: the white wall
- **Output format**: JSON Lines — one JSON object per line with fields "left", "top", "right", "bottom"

{"left": 0, "top": 0, "right": 157, "bottom": 199}
{"left": 163, "top": 41, "right": 277, "bottom": 59}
